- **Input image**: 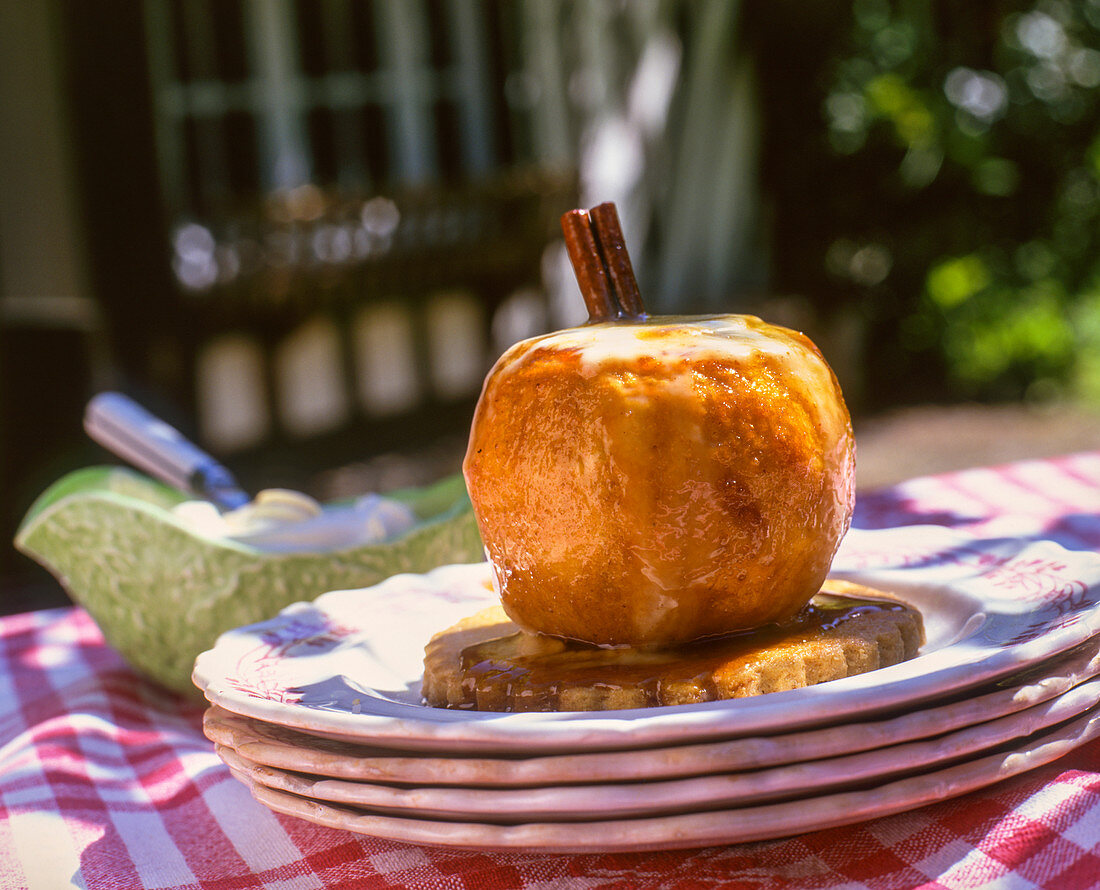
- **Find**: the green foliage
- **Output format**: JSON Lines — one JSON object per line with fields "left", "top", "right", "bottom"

{"left": 815, "top": 0, "right": 1100, "bottom": 404}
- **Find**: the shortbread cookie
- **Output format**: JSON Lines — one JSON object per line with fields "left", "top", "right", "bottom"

{"left": 422, "top": 580, "right": 923, "bottom": 712}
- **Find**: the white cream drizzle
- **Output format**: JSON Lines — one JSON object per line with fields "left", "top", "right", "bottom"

{"left": 171, "top": 489, "right": 417, "bottom": 552}
{"left": 524, "top": 316, "right": 800, "bottom": 371}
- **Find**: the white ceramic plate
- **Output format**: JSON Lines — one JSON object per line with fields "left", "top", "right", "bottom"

{"left": 202, "top": 638, "right": 1100, "bottom": 786}
{"left": 217, "top": 674, "right": 1100, "bottom": 821}
{"left": 231, "top": 705, "right": 1100, "bottom": 852}
{"left": 193, "top": 526, "right": 1100, "bottom": 753}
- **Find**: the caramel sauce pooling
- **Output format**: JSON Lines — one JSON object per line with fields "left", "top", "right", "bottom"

{"left": 450, "top": 590, "right": 920, "bottom": 712}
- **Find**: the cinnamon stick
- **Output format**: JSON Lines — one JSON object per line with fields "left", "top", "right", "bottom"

{"left": 561, "top": 203, "right": 647, "bottom": 322}
{"left": 588, "top": 203, "right": 645, "bottom": 319}
{"left": 561, "top": 209, "right": 616, "bottom": 321}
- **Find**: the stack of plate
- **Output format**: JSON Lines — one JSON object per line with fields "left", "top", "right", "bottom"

{"left": 193, "top": 525, "right": 1100, "bottom": 853}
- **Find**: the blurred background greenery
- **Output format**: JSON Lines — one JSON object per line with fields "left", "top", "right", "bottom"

{"left": 2, "top": 0, "right": 1099, "bottom": 607}
{"left": 760, "top": 0, "right": 1100, "bottom": 409}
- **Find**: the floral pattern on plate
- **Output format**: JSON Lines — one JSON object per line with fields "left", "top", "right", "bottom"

{"left": 193, "top": 527, "right": 1100, "bottom": 754}
{"left": 200, "top": 637, "right": 1100, "bottom": 787}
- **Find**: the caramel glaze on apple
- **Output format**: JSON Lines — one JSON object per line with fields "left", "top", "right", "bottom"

{"left": 463, "top": 313, "right": 856, "bottom": 648}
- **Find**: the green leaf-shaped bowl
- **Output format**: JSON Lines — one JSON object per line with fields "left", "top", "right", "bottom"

{"left": 14, "top": 466, "right": 483, "bottom": 694}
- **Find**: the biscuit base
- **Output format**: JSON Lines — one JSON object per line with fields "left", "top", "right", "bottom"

{"left": 422, "top": 580, "right": 924, "bottom": 712}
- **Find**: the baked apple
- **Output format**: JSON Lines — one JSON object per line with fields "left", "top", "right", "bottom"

{"left": 463, "top": 203, "right": 855, "bottom": 647}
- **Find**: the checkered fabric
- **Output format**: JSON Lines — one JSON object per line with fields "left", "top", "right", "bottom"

{"left": 3, "top": 453, "right": 1100, "bottom": 888}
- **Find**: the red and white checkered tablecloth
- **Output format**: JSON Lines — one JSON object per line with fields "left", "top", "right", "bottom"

{"left": 4, "top": 453, "right": 1100, "bottom": 889}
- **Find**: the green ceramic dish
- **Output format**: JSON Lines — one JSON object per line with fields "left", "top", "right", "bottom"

{"left": 14, "top": 466, "right": 482, "bottom": 694}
